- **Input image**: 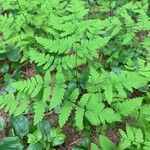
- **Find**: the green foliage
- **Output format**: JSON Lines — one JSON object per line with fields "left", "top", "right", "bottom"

{"left": 0, "top": 137, "right": 24, "bottom": 150}
{"left": 114, "top": 97, "right": 143, "bottom": 116}
{"left": 33, "top": 100, "right": 46, "bottom": 125}
{"left": 0, "top": 116, "right": 66, "bottom": 150}
{"left": 0, "top": 0, "right": 150, "bottom": 149}
{"left": 76, "top": 93, "right": 121, "bottom": 127}
{"left": 119, "top": 125, "right": 144, "bottom": 150}
{"left": 91, "top": 135, "right": 115, "bottom": 150}
{"left": 10, "top": 115, "right": 29, "bottom": 138}
{"left": 27, "top": 143, "right": 43, "bottom": 150}
{"left": 27, "top": 120, "right": 66, "bottom": 149}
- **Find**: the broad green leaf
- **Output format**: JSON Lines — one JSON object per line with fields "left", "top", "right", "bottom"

{"left": 7, "top": 50, "right": 21, "bottom": 62}
{"left": 10, "top": 115, "right": 29, "bottom": 138}
{"left": 0, "top": 137, "right": 24, "bottom": 150}
{"left": 37, "top": 119, "right": 51, "bottom": 135}
{"left": 0, "top": 64, "right": 9, "bottom": 73}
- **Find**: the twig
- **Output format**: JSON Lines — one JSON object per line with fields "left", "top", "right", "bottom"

{"left": 66, "top": 137, "right": 82, "bottom": 148}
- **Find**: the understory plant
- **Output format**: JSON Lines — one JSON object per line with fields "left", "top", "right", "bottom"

{"left": 0, "top": 0, "right": 150, "bottom": 149}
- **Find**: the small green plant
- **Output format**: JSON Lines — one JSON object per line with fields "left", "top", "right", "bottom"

{"left": 28, "top": 119, "right": 66, "bottom": 150}
{"left": 0, "top": 115, "right": 65, "bottom": 150}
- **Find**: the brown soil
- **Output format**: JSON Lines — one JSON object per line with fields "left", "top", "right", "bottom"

{"left": 22, "top": 63, "right": 36, "bottom": 79}
{"left": 106, "top": 127, "right": 121, "bottom": 144}
{"left": 106, "top": 117, "right": 136, "bottom": 144}
{"left": 48, "top": 111, "right": 58, "bottom": 127}
{"left": 60, "top": 125, "right": 83, "bottom": 150}
{"left": 0, "top": 73, "right": 3, "bottom": 90}
{"left": 0, "top": 109, "right": 9, "bottom": 140}
{"left": 129, "top": 89, "right": 145, "bottom": 99}
{"left": 47, "top": 112, "right": 84, "bottom": 150}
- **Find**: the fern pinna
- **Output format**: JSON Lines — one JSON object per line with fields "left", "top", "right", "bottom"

{"left": 0, "top": 0, "right": 150, "bottom": 149}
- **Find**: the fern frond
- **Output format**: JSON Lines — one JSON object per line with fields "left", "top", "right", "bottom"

{"left": 33, "top": 100, "right": 46, "bottom": 125}
{"left": 119, "top": 125, "right": 144, "bottom": 149}
{"left": 85, "top": 110, "right": 100, "bottom": 125}
{"left": 99, "top": 108, "right": 121, "bottom": 124}
{"left": 0, "top": 93, "right": 29, "bottom": 116}
{"left": 67, "top": 0, "right": 88, "bottom": 19}
{"left": 75, "top": 106, "right": 84, "bottom": 130}
{"left": 13, "top": 75, "right": 43, "bottom": 97}
{"left": 69, "top": 88, "right": 79, "bottom": 102}
{"left": 42, "top": 87, "right": 51, "bottom": 102}
{"left": 115, "top": 97, "right": 143, "bottom": 116}
{"left": 35, "top": 36, "right": 78, "bottom": 54}
{"left": 78, "top": 94, "right": 90, "bottom": 107}
{"left": 119, "top": 71, "right": 148, "bottom": 92}
{"left": 77, "top": 94, "right": 121, "bottom": 126}
{"left": 99, "top": 135, "right": 115, "bottom": 150}
{"left": 29, "top": 49, "right": 54, "bottom": 70}
{"left": 59, "top": 102, "right": 73, "bottom": 128}
{"left": 44, "top": 70, "right": 51, "bottom": 84}
{"left": 50, "top": 85, "right": 65, "bottom": 109}
{"left": 0, "top": 93, "right": 17, "bottom": 115}
{"left": 103, "top": 83, "right": 113, "bottom": 104}
{"left": 14, "top": 94, "right": 29, "bottom": 116}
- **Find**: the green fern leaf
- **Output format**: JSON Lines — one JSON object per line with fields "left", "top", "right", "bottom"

{"left": 14, "top": 100, "right": 28, "bottom": 116}
{"left": 126, "top": 125, "right": 135, "bottom": 141}
{"left": 34, "top": 101, "right": 46, "bottom": 125}
{"left": 59, "top": 102, "right": 73, "bottom": 128}
{"left": 31, "top": 85, "right": 42, "bottom": 98}
{"left": 75, "top": 106, "right": 84, "bottom": 130}
{"left": 13, "top": 75, "right": 43, "bottom": 97}
{"left": 42, "top": 87, "right": 51, "bottom": 102}
{"left": 85, "top": 110, "right": 100, "bottom": 125}
{"left": 103, "top": 83, "right": 113, "bottom": 104}
{"left": 99, "top": 135, "right": 115, "bottom": 150}
{"left": 119, "top": 125, "right": 144, "bottom": 149}
{"left": 79, "top": 94, "right": 90, "bottom": 107}
{"left": 99, "top": 108, "right": 121, "bottom": 124}
{"left": 44, "top": 70, "right": 51, "bottom": 84}
{"left": 50, "top": 85, "right": 65, "bottom": 109}
{"left": 69, "top": 88, "right": 79, "bottom": 102}
{"left": 14, "top": 94, "right": 29, "bottom": 116}
{"left": 115, "top": 83, "right": 127, "bottom": 97}
{"left": 115, "top": 97, "right": 143, "bottom": 116}
{"left": 0, "top": 93, "right": 17, "bottom": 115}
{"left": 29, "top": 49, "right": 54, "bottom": 70}
{"left": 135, "top": 129, "right": 144, "bottom": 144}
